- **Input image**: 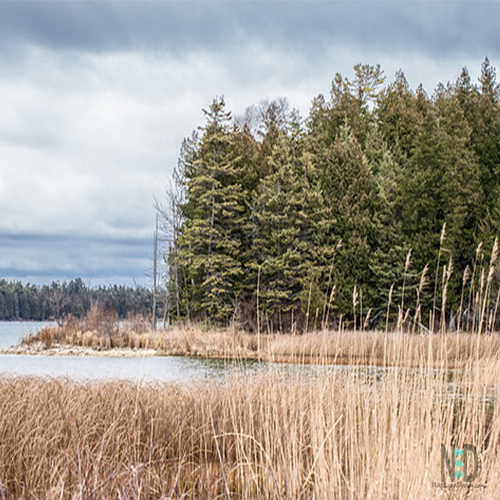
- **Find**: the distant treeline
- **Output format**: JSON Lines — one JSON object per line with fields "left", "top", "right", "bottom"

{"left": 0, "top": 278, "right": 163, "bottom": 321}
{"left": 163, "top": 59, "right": 500, "bottom": 331}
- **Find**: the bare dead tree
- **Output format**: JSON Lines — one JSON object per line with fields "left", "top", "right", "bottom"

{"left": 152, "top": 213, "right": 158, "bottom": 330}
{"left": 155, "top": 157, "right": 190, "bottom": 323}
{"left": 234, "top": 97, "right": 291, "bottom": 140}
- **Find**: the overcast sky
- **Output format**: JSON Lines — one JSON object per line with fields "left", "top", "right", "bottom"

{"left": 1, "top": 1, "right": 499, "bottom": 287}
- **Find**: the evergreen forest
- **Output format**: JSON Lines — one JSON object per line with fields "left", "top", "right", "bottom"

{"left": 0, "top": 278, "right": 159, "bottom": 321}
{"left": 163, "top": 59, "right": 500, "bottom": 332}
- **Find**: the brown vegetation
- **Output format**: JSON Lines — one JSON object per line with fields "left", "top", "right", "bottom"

{"left": 0, "top": 349, "right": 499, "bottom": 498}
{"left": 20, "top": 306, "right": 500, "bottom": 368}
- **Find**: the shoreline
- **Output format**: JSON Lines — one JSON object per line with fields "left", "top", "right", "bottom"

{"left": 0, "top": 342, "right": 158, "bottom": 357}
{"left": 0, "top": 341, "right": 393, "bottom": 366}
{"left": 0, "top": 340, "right": 482, "bottom": 369}
{"left": 7, "top": 324, "right": 500, "bottom": 369}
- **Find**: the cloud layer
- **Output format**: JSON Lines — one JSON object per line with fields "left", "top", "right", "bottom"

{"left": 1, "top": 2, "right": 499, "bottom": 59}
{"left": 0, "top": 2, "right": 498, "bottom": 285}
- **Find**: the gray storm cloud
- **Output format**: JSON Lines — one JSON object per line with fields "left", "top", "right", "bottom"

{"left": 0, "top": 2, "right": 499, "bottom": 58}
{"left": 0, "top": 1, "right": 498, "bottom": 285}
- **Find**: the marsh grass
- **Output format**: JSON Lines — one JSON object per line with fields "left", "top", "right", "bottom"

{"left": 20, "top": 312, "right": 500, "bottom": 369}
{"left": 1, "top": 345, "right": 499, "bottom": 499}
{"left": 8, "top": 312, "right": 500, "bottom": 498}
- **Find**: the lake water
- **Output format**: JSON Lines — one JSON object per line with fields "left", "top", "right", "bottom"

{"left": 1, "top": 323, "right": 485, "bottom": 401}
{"left": 0, "top": 352, "right": 265, "bottom": 382}
{"left": 0, "top": 322, "right": 386, "bottom": 383}
{"left": 0, "top": 321, "right": 268, "bottom": 382}
{"left": 0, "top": 321, "right": 54, "bottom": 349}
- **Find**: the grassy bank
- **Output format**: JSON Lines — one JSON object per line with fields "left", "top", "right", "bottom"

{"left": 18, "top": 310, "right": 500, "bottom": 368}
{"left": 0, "top": 352, "right": 499, "bottom": 499}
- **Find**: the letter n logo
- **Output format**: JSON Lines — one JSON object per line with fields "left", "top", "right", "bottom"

{"left": 441, "top": 444, "right": 478, "bottom": 482}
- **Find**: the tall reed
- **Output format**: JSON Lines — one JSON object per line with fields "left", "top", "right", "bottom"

{"left": 1, "top": 339, "right": 499, "bottom": 499}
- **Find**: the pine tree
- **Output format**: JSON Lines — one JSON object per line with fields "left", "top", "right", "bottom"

{"left": 175, "top": 97, "right": 246, "bottom": 322}
{"left": 434, "top": 85, "right": 483, "bottom": 306}
{"left": 164, "top": 132, "right": 199, "bottom": 321}
{"left": 251, "top": 133, "right": 328, "bottom": 330}
{"left": 376, "top": 71, "right": 424, "bottom": 162}
{"left": 321, "top": 127, "right": 377, "bottom": 318}
{"left": 308, "top": 65, "right": 383, "bottom": 153}
{"left": 475, "top": 59, "right": 500, "bottom": 241}
{"left": 455, "top": 60, "right": 500, "bottom": 244}
{"left": 365, "top": 128, "right": 409, "bottom": 316}
{"left": 398, "top": 85, "right": 483, "bottom": 312}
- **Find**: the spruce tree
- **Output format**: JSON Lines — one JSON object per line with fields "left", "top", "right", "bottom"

{"left": 166, "top": 61, "right": 500, "bottom": 329}
{"left": 175, "top": 97, "right": 246, "bottom": 322}
{"left": 321, "top": 127, "right": 377, "bottom": 318}
{"left": 251, "top": 133, "right": 327, "bottom": 330}
{"left": 365, "top": 128, "right": 409, "bottom": 317}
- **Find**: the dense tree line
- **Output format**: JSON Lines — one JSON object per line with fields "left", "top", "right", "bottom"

{"left": 163, "top": 59, "right": 500, "bottom": 331}
{"left": 0, "top": 278, "right": 162, "bottom": 321}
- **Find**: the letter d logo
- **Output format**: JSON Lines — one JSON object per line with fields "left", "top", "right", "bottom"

{"left": 462, "top": 444, "right": 478, "bottom": 482}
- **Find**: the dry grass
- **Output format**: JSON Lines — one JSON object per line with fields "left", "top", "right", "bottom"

{"left": 20, "top": 309, "right": 500, "bottom": 368}
{"left": 10, "top": 306, "right": 500, "bottom": 497}
{"left": 0, "top": 347, "right": 499, "bottom": 499}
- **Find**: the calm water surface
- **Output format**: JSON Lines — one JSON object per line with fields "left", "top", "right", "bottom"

{"left": 0, "top": 352, "right": 264, "bottom": 382}
{"left": 1, "top": 323, "right": 485, "bottom": 400}
{"left": 0, "top": 322, "right": 377, "bottom": 382}
{"left": 0, "top": 321, "right": 54, "bottom": 349}
{"left": 0, "top": 322, "right": 267, "bottom": 381}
